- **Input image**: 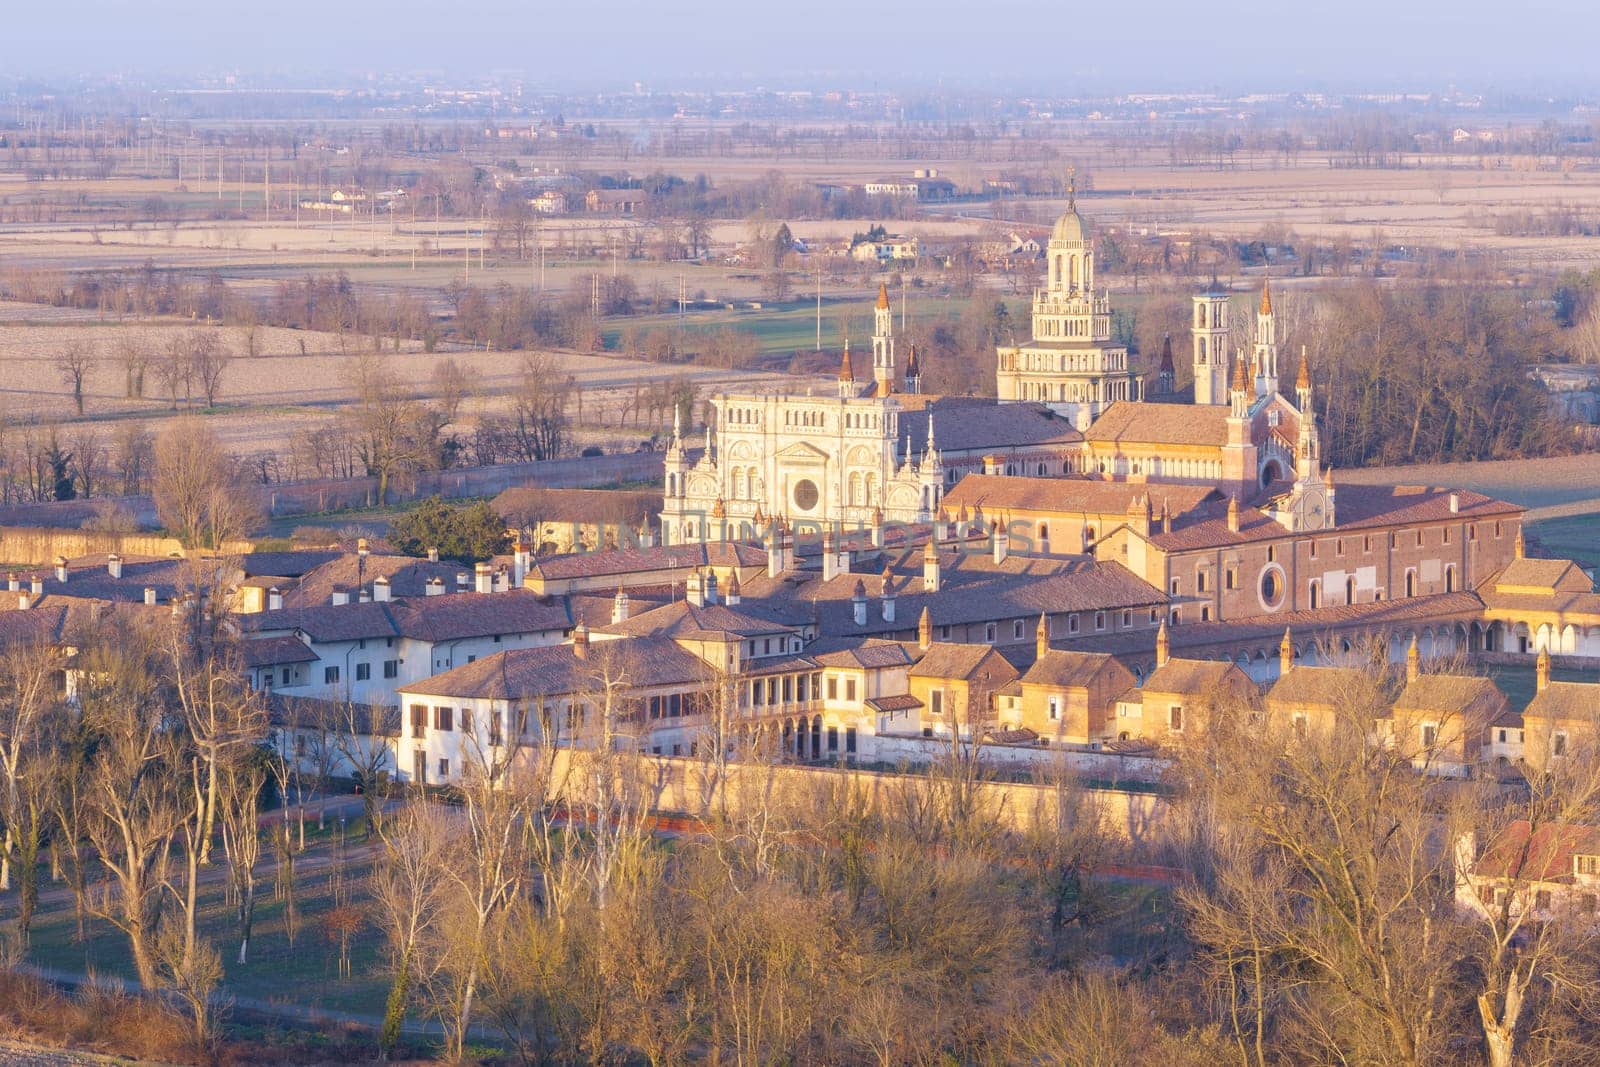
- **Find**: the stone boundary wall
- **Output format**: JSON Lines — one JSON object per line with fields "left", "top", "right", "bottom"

{"left": 548, "top": 750, "right": 1174, "bottom": 846}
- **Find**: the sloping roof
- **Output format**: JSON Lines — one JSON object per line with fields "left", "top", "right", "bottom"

{"left": 1393, "top": 674, "right": 1507, "bottom": 719}
{"left": 1493, "top": 557, "right": 1591, "bottom": 594}
{"left": 941, "top": 475, "right": 1217, "bottom": 521}
{"left": 241, "top": 551, "right": 342, "bottom": 578}
{"left": 267, "top": 693, "right": 399, "bottom": 737}
{"left": 742, "top": 552, "right": 1165, "bottom": 638}
{"left": 598, "top": 598, "right": 802, "bottom": 640}
{"left": 399, "top": 636, "right": 712, "bottom": 700}
{"left": 1524, "top": 681, "right": 1600, "bottom": 725}
{"left": 908, "top": 643, "right": 1019, "bottom": 685}
{"left": 242, "top": 590, "right": 572, "bottom": 645}
{"left": 1023, "top": 649, "right": 1125, "bottom": 689}
{"left": 899, "top": 398, "right": 1081, "bottom": 455}
{"left": 1266, "top": 665, "right": 1373, "bottom": 707}
{"left": 242, "top": 634, "right": 318, "bottom": 668}
{"left": 284, "top": 554, "right": 469, "bottom": 609}
{"left": 1472, "top": 820, "right": 1600, "bottom": 883}
{"left": 1148, "top": 485, "right": 1521, "bottom": 553}
{"left": 1142, "top": 657, "right": 1252, "bottom": 697}
{"left": 812, "top": 640, "right": 915, "bottom": 669}
{"left": 867, "top": 693, "right": 923, "bottom": 713}
{"left": 528, "top": 542, "right": 765, "bottom": 583}
{"left": 1084, "top": 401, "right": 1230, "bottom": 447}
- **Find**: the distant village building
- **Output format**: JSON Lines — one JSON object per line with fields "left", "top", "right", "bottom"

{"left": 586, "top": 189, "right": 647, "bottom": 215}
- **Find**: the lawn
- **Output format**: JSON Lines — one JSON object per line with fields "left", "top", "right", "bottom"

{"left": 12, "top": 816, "right": 396, "bottom": 1022}
{"left": 1528, "top": 511, "right": 1600, "bottom": 571}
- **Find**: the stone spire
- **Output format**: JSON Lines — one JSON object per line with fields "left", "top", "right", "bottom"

{"left": 918, "top": 605, "right": 933, "bottom": 650}
{"left": 1279, "top": 627, "right": 1294, "bottom": 677}
{"left": 1036, "top": 612, "right": 1050, "bottom": 660}
{"left": 1155, "top": 619, "right": 1170, "bottom": 668}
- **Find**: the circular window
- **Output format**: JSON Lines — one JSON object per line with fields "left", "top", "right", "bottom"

{"left": 792, "top": 479, "right": 819, "bottom": 511}
{"left": 1259, "top": 565, "right": 1286, "bottom": 610}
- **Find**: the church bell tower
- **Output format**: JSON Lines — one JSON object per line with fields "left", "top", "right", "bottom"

{"left": 872, "top": 282, "right": 895, "bottom": 396}
{"left": 1192, "top": 290, "right": 1230, "bottom": 406}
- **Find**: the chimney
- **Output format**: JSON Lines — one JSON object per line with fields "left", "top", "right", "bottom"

{"left": 612, "top": 585, "right": 630, "bottom": 623}
{"left": 852, "top": 579, "right": 868, "bottom": 626}
{"left": 765, "top": 524, "right": 784, "bottom": 578}
{"left": 359, "top": 589, "right": 372, "bottom": 603}
{"left": 1536, "top": 646, "right": 1551, "bottom": 692}
{"left": 5, "top": 574, "right": 16, "bottom": 592}
{"left": 332, "top": 588, "right": 350, "bottom": 606}
{"left": 512, "top": 541, "right": 529, "bottom": 586}
{"left": 685, "top": 570, "right": 706, "bottom": 608}
{"left": 1449, "top": 493, "right": 1460, "bottom": 514}
{"left": 357, "top": 538, "right": 370, "bottom": 559}
{"left": 1156, "top": 620, "right": 1170, "bottom": 669}
{"left": 54, "top": 556, "right": 68, "bottom": 583}
{"left": 456, "top": 572, "right": 470, "bottom": 591}
{"left": 1160, "top": 498, "right": 1172, "bottom": 535}
{"left": 493, "top": 568, "right": 509, "bottom": 594}
{"left": 881, "top": 570, "right": 896, "bottom": 622}
{"left": 425, "top": 577, "right": 445, "bottom": 596}
{"left": 922, "top": 540, "right": 941, "bottom": 593}
{"left": 918, "top": 606, "right": 933, "bottom": 651}
{"left": 955, "top": 504, "right": 970, "bottom": 542}
{"left": 1279, "top": 627, "right": 1294, "bottom": 677}
{"left": 144, "top": 587, "right": 157, "bottom": 606}
{"left": 1406, "top": 635, "right": 1420, "bottom": 684}
{"left": 724, "top": 572, "right": 741, "bottom": 607}
{"left": 821, "top": 529, "right": 840, "bottom": 582}
{"left": 992, "top": 523, "right": 1009, "bottom": 564}
{"left": 428, "top": 547, "right": 440, "bottom": 563}
{"left": 171, "top": 593, "right": 188, "bottom": 618}
{"left": 107, "top": 554, "right": 123, "bottom": 579}
{"left": 1226, "top": 495, "right": 1241, "bottom": 534}
{"left": 372, "top": 576, "right": 391, "bottom": 602}
{"left": 870, "top": 506, "right": 884, "bottom": 549}
{"left": 474, "top": 562, "right": 493, "bottom": 595}
{"left": 706, "top": 570, "right": 721, "bottom": 605}
{"left": 30, "top": 576, "right": 43, "bottom": 597}
{"left": 572, "top": 621, "right": 589, "bottom": 659}
{"left": 1036, "top": 613, "right": 1049, "bottom": 660}
{"left": 268, "top": 586, "right": 284, "bottom": 611}
{"left": 16, "top": 591, "right": 30, "bottom": 611}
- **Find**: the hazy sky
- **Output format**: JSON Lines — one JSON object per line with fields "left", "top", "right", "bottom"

{"left": 13, "top": 0, "right": 1600, "bottom": 91}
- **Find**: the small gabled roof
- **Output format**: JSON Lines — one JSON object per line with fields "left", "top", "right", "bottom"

{"left": 1142, "top": 657, "right": 1252, "bottom": 698}
{"left": 1022, "top": 649, "right": 1124, "bottom": 690}
{"left": 1524, "top": 680, "right": 1600, "bottom": 725}
{"left": 908, "top": 642, "right": 1019, "bottom": 686}
{"left": 1266, "top": 665, "right": 1374, "bottom": 708}
{"left": 1393, "top": 674, "right": 1507, "bottom": 719}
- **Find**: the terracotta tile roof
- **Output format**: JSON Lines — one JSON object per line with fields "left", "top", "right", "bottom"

{"left": 1472, "top": 820, "right": 1600, "bottom": 883}
{"left": 1266, "top": 665, "right": 1372, "bottom": 707}
{"left": 1069, "top": 591, "right": 1485, "bottom": 657}
{"left": 1524, "top": 681, "right": 1600, "bottom": 724}
{"left": 399, "top": 636, "right": 713, "bottom": 701}
{"left": 812, "top": 640, "right": 915, "bottom": 669}
{"left": 1393, "top": 674, "right": 1507, "bottom": 719}
{"left": 742, "top": 551, "right": 1164, "bottom": 637}
{"left": 492, "top": 487, "right": 660, "bottom": 527}
{"left": 0, "top": 556, "right": 217, "bottom": 608}
{"left": 899, "top": 398, "right": 1081, "bottom": 455}
{"left": 908, "top": 643, "right": 1019, "bottom": 685}
{"left": 241, "top": 551, "right": 342, "bottom": 578}
{"left": 597, "top": 599, "right": 802, "bottom": 640}
{"left": 1149, "top": 485, "right": 1521, "bottom": 553}
{"left": 1084, "top": 401, "right": 1230, "bottom": 447}
{"left": 284, "top": 555, "right": 469, "bottom": 609}
{"left": 1492, "top": 557, "right": 1591, "bottom": 594}
{"left": 528, "top": 542, "right": 765, "bottom": 583}
{"left": 1142, "top": 657, "right": 1252, "bottom": 696}
{"left": 1022, "top": 649, "right": 1125, "bottom": 689}
{"left": 941, "top": 475, "right": 1217, "bottom": 521}
{"left": 867, "top": 693, "right": 923, "bottom": 712}
{"left": 241, "top": 590, "right": 572, "bottom": 645}
{"left": 242, "top": 634, "right": 317, "bottom": 667}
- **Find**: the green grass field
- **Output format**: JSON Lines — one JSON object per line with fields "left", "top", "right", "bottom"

{"left": 1528, "top": 512, "right": 1600, "bottom": 571}
{"left": 15, "top": 818, "right": 395, "bottom": 1021}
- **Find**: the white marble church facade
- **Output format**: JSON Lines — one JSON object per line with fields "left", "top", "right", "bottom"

{"left": 660, "top": 198, "right": 1330, "bottom": 546}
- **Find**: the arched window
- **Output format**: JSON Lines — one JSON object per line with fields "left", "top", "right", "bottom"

{"left": 1346, "top": 577, "right": 1356, "bottom": 605}
{"left": 1405, "top": 571, "right": 1416, "bottom": 598}
{"left": 1309, "top": 582, "right": 1321, "bottom": 610}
